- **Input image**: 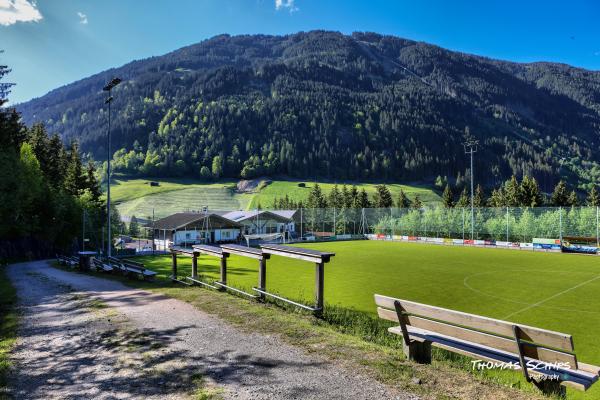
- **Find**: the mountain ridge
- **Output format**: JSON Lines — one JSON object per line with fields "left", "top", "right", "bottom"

{"left": 16, "top": 30, "right": 600, "bottom": 191}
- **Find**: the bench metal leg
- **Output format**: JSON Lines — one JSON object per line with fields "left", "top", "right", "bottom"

{"left": 258, "top": 258, "right": 266, "bottom": 301}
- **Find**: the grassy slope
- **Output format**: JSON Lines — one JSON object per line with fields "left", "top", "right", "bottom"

{"left": 111, "top": 177, "right": 441, "bottom": 218}
{"left": 248, "top": 180, "right": 440, "bottom": 209}
{"left": 133, "top": 241, "right": 600, "bottom": 399}
{"left": 0, "top": 266, "right": 17, "bottom": 392}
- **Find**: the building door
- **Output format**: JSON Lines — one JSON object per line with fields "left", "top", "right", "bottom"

{"left": 211, "top": 231, "right": 215, "bottom": 243}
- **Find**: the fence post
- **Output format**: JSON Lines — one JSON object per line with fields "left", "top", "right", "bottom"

{"left": 462, "top": 207, "right": 465, "bottom": 239}
{"left": 597, "top": 207, "right": 599, "bottom": 247}
{"left": 333, "top": 207, "right": 336, "bottom": 236}
{"left": 559, "top": 207, "right": 563, "bottom": 242}
{"left": 300, "top": 207, "right": 303, "bottom": 240}
{"left": 506, "top": 207, "right": 509, "bottom": 242}
{"left": 391, "top": 207, "right": 394, "bottom": 239}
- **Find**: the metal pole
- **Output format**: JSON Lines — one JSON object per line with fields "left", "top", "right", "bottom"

{"left": 506, "top": 207, "right": 509, "bottom": 242}
{"left": 559, "top": 207, "right": 563, "bottom": 242}
{"left": 470, "top": 149, "right": 474, "bottom": 239}
{"left": 300, "top": 207, "right": 303, "bottom": 240}
{"left": 596, "top": 207, "right": 600, "bottom": 247}
{"left": 82, "top": 209, "right": 86, "bottom": 251}
{"left": 462, "top": 207, "right": 465, "bottom": 239}
{"left": 107, "top": 95, "right": 112, "bottom": 257}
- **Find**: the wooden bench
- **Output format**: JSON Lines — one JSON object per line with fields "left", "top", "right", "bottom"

{"left": 92, "top": 258, "right": 114, "bottom": 273}
{"left": 56, "top": 254, "right": 78, "bottom": 268}
{"left": 375, "top": 294, "right": 600, "bottom": 395}
{"left": 121, "top": 258, "right": 156, "bottom": 280}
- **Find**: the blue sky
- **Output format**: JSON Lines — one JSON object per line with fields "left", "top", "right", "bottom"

{"left": 1, "top": 0, "right": 599, "bottom": 104}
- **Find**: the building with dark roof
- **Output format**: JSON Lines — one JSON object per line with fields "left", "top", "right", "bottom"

{"left": 153, "top": 212, "right": 242, "bottom": 247}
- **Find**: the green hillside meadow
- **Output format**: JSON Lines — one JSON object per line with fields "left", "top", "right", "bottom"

{"left": 112, "top": 178, "right": 441, "bottom": 219}
{"left": 135, "top": 240, "right": 600, "bottom": 399}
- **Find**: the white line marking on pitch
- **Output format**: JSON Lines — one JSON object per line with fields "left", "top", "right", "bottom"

{"left": 502, "top": 274, "right": 600, "bottom": 320}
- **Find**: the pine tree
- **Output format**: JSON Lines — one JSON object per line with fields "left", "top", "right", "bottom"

{"left": 488, "top": 188, "right": 505, "bottom": 207}
{"left": 129, "top": 215, "right": 140, "bottom": 237}
{"left": 348, "top": 185, "right": 359, "bottom": 208}
{"left": 328, "top": 184, "right": 343, "bottom": 208}
{"left": 373, "top": 184, "right": 393, "bottom": 208}
{"left": 504, "top": 175, "right": 521, "bottom": 207}
{"left": 64, "top": 140, "right": 85, "bottom": 196}
{"left": 411, "top": 194, "right": 423, "bottom": 209}
{"left": 341, "top": 185, "right": 351, "bottom": 208}
{"left": 520, "top": 176, "right": 543, "bottom": 207}
{"left": 551, "top": 180, "right": 569, "bottom": 206}
{"left": 307, "top": 183, "right": 327, "bottom": 208}
{"left": 85, "top": 161, "right": 102, "bottom": 204}
{"left": 456, "top": 187, "right": 469, "bottom": 207}
{"left": 587, "top": 186, "right": 600, "bottom": 206}
{"left": 355, "top": 188, "right": 371, "bottom": 208}
{"left": 473, "top": 184, "right": 485, "bottom": 207}
{"left": 442, "top": 184, "right": 454, "bottom": 208}
{"left": 567, "top": 190, "right": 579, "bottom": 207}
{"left": 396, "top": 189, "right": 410, "bottom": 208}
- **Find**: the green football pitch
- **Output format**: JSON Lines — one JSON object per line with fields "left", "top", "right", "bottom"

{"left": 136, "top": 240, "right": 600, "bottom": 370}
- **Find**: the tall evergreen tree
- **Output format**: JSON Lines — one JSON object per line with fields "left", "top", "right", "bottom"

{"left": 128, "top": 215, "right": 140, "bottom": 237}
{"left": 347, "top": 185, "right": 359, "bottom": 208}
{"left": 64, "top": 140, "right": 85, "bottom": 196}
{"left": 411, "top": 194, "right": 423, "bottom": 209}
{"left": 504, "top": 175, "right": 521, "bottom": 207}
{"left": 488, "top": 188, "right": 505, "bottom": 207}
{"left": 355, "top": 188, "right": 371, "bottom": 208}
{"left": 328, "top": 184, "right": 343, "bottom": 208}
{"left": 520, "top": 176, "right": 543, "bottom": 207}
{"left": 396, "top": 189, "right": 410, "bottom": 208}
{"left": 307, "top": 183, "right": 327, "bottom": 208}
{"left": 85, "top": 161, "right": 102, "bottom": 204}
{"left": 456, "top": 187, "right": 469, "bottom": 207}
{"left": 587, "top": 186, "right": 600, "bottom": 206}
{"left": 567, "top": 190, "right": 579, "bottom": 207}
{"left": 473, "top": 184, "right": 485, "bottom": 207}
{"left": 442, "top": 184, "right": 454, "bottom": 208}
{"left": 551, "top": 180, "right": 569, "bottom": 206}
{"left": 373, "top": 184, "right": 393, "bottom": 208}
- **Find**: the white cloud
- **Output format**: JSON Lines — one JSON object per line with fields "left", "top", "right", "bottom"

{"left": 0, "top": 0, "right": 42, "bottom": 26}
{"left": 77, "top": 11, "right": 87, "bottom": 25}
{"left": 275, "top": 0, "right": 298, "bottom": 13}
{"left": 594, "top": 51, "right": 600, "bottom": 57}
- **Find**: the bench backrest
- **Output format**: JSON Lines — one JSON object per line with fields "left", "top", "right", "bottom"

{"left": 375, "top": 294, "right": 577, "bottom": 367}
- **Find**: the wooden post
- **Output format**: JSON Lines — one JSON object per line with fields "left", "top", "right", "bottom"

{"left": 219, "top": 257, "right": 227, "bottom": 290}
{"left": 171, "top": 252, "right": 177, "bottom": 281}
{"left": 315, "top": 261, "right": 324, "bottom": 315}
{"left": 258, "top": 258, "right": 267, "bottom": 300}
{"left": 191, "top": 252, "right": 198, "bottom": 279}
{"left": 402, "top": 340, "right": 432, "bottom": 364}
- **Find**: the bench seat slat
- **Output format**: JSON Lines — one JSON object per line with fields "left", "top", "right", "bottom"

{"left": 260, "top": 244, "right": 334, "bottom": 263}
{"left": 193, "top": 245, "right": 226, "bottom": 258}
{"left": 221, "top": 244, "right": 265, "bottom": 260}
{"left": 388, "top": 326, "right": 598, "bottom": 390}
{"left": 375, "top": 294, "right": 573, "bottom": 352}
{"left": 379, "top": 308, "right": 576, "bottom": 366}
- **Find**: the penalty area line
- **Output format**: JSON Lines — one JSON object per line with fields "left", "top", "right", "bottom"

{"left": 502, "top": 274, "right": 600, "bottom": 320}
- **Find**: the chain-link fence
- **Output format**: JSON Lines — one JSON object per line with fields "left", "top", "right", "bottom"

{"left": 287, "top": 207, "right": 600, "bottom": 244}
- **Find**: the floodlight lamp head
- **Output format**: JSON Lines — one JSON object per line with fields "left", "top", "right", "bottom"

{"left": 104, "top": 96, "right": 113, "bottom": 104}
{"left": 103, "top": 77, "right": 122, "bottom": 91}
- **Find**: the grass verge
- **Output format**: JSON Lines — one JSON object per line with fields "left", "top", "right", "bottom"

{"left": 0, "top": 266, "right": 17, "bottom": 393}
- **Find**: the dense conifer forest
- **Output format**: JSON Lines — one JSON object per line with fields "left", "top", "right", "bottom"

{"left": 17, "top": 31, "right": 600, "bottom": 192}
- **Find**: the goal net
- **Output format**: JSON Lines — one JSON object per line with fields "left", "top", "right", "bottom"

{"left": 243, "top": 232, "right": 285, "bottom": 246}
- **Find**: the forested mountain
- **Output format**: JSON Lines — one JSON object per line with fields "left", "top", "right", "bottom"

{"left": 17, "top": 31, "right": 600, "bottom": 192}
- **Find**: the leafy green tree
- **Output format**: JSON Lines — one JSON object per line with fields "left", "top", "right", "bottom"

{"left": 442, "top": 184, "right": 454, "bottom": 208}
{"left": 199, "top": 166, "right": 212, "bottom": 180}
{"left": 551, "top": 180, "right": 569, "bottom": 206}
{"left": 373, "top": 184, "right": 393, "bottom": 208}
{"left": 396, "top": 189, "right": 410, "bottom": 208}
{"left": 586, "top": 186, "right": 600, "bottom": 206}
{"left": 211, "top": 155, "right": 223, "bottom": 179}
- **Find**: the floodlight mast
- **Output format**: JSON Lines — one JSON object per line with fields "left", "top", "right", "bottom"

{"left": 464, "top": 138, "right": 479, "bottom": 240}
{"left": 103, "top": 77, "right": 122, "bottom": 258}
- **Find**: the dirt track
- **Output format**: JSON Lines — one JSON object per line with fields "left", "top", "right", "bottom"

{"left": 6, "top": 260, "right": 414, "bottom": 399}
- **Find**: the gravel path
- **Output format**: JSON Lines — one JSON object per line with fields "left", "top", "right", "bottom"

{"left": 7, "top": 260, "right": 415, "bottom": 400}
